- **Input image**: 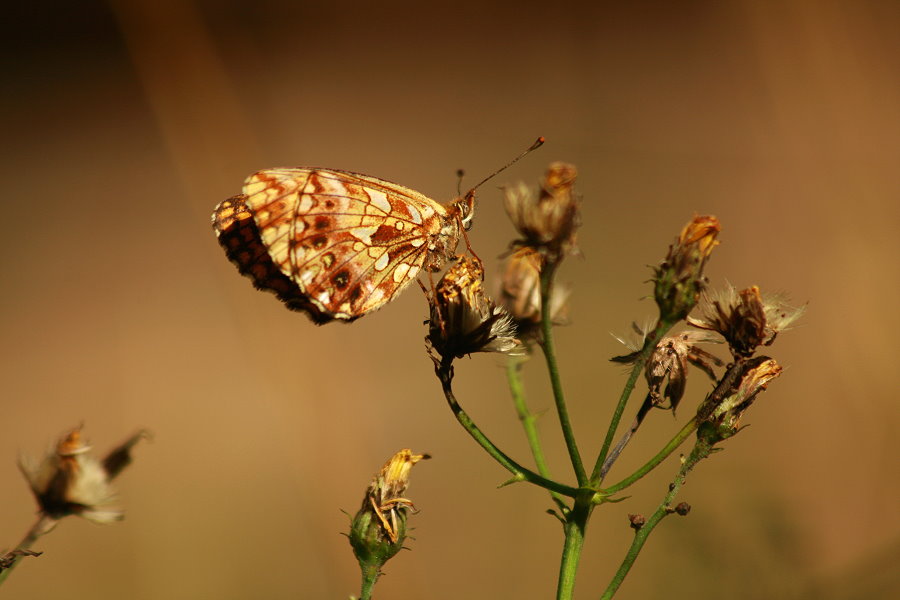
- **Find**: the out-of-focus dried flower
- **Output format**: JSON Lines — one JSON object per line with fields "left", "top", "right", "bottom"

{"left": 503, "top": 162, "right": 580, "bottom": 259}
{"left": 499, "top": 247, "right": 570, "bottom": 342}
{"left": 612, "top": 326, "right": 722, "bottom": 413}
{"left": 349, "top": 449, "right": 430, "bottom": 571}
{"left": 688, "top": 285, "right": 805, "bottom": 357}
{"left": 653, "top": 216, "right": 720, "bottom": 322}
{"left": 18, "top": 427, "right": 148, "bottom": 527}
{"left": 427, "top": 256, "right": 521, "bottom": 362}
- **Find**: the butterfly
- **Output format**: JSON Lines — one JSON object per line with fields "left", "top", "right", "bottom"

{"left": 212, "top": 168, "right": 475, "bottom": 323}
{"left": 211, "top": 138, "right": 543, "bottom": 324}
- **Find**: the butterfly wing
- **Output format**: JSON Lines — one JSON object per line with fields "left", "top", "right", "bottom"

{"left": 216, "top": 168, "right": 457, "bottom": 322}
{"left": 213, "top": 193, "right": 337, "bottom": 323}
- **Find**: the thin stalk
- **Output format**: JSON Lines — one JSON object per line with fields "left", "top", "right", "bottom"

{"left": 438, "top": 363, "right": 580, "bottom": 498}
{"left": 0, "top": 515, "right": 54, "bottom": 586}
{"left": 556, "top": 496, "right": 593, "bottom": 600}
{"left": 598, "top": 392, "right": 655, "bottom": 482}
{"left": 600, "top": 417, "right": 698, "bottom": 496}
{"left": 358, "top": 563, "right": 379, "bottom": 600}
{"left": 506, "top": 356, "right": 568, "bottom": 511}
{"left": 538, "top": 262, "right": 587, "bottom": 486}
{"left": 600, "top": 436, "right": 713, "bottom": 599}
{"left": 590, "top": 319, "right": 674, "bottom": 484}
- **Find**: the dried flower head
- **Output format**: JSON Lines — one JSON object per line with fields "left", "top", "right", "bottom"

{"left": 714, "top": 358, "right": 783, "bottom": 438}
{"left": 697, "top": 357, "right": 783, "bottom": 443}
{"left": 427, "top": 256, "right": 520, "bottom": 361}
{"left": 688, "top": 285, "right": 805, "bottom": 357}
{"left": 613, "top": 325, "right": 722, "bottom": 413}
{"left": 499, "top": 247, "right": 570, "bottom": 341}
{"left": 349, "top": 450, "right": 430, "bottom": 571}
{"left": 18, "top": 427, "right": 148, "bottom": 527}
{"left": 653, "top": 215, "right": 720, "bottom": 322}
{"left": 712, "top": 357, "right": 783, "bottom": 421}
{"left": 503, "top": 162, "right": 580, "bottom": 259}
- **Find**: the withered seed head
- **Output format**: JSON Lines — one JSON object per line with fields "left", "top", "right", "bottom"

{"left": 643, "top": 330, "right": 722, "bottom": 413}
{"left": 653, "top": 215, "right": 721, "bottom": 322}
{"left": 503, "top": 162, "right": 580, "bottom": 260}
{"left": 688, "top": 285, "right": 805, "bottom": 357}
{"left": 612, "top": 325, "right": 722, "bottom": 414}
{"left": 499, "top": 248, "right": 570, "bottom": 342}
{"left": 427, "top": 256, "right": 520, "bottom": 361}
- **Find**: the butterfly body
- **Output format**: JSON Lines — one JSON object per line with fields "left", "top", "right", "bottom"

{"left": 213, "top": 168, "right": 473, "bottom": 323}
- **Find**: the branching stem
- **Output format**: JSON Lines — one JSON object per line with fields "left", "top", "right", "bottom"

{"left": 591, "top": 319, "right": 675, "bottom": 484}
{"left": 600, "top": 435, "right": 713, "bottom": 599}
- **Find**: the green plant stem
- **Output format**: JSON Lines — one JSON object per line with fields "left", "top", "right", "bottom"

{"left": 600, "top": 436, "right": 713, "bottom": 599}
{"left": 556, "top": 495, "right": 593, "bottom": 600}
{"left": 590, "top": 319, "right": 674, "bottom": 484}
{"left": 538, "top": 262, "right": 587, "bottom": 486}
{"left": 438, "top": 363, "right": 580, "bottom": 498}
{"left": 506, "top": 356, "right": 568, "bottom": 511}
{"left": 0, "top": 515, "right": 54, "bottom": 586}
{"left": 358, "top": 563, "right": 379, "bottom": 600}
{"left": 600, "top": 417, "right": 698, "bottom": 496}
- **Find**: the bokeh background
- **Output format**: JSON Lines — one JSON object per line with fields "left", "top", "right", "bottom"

{"left": 1, "top": 1, "right": 898, "bottom": 598}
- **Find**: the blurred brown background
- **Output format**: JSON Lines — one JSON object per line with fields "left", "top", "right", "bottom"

{"left": 1, "top": 1, "right": 898, "bottom": 598}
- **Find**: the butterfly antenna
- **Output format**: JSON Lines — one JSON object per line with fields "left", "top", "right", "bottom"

{"left": 456, "top": 169, "right": 465, "bottom": 197}
{"left": 467, "top": 136, "right": 545, "bottom": 194}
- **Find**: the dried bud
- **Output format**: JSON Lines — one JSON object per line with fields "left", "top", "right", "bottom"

{"left": 653, "top": 216, "right": 720, "bottom": 322}
{"left": 18, "top": 427, "right": 148, "bottom": 526}
{"left": 427, "top": 256, "right": 521, "bottom": 361}
{"left": 628, "top": 514, "right": 646, "bottom": 530}
{"left": 349, "top": 450, "right": 430, "bottom": 572}
{"left": 688, "top": 285, "right": 805, "bottom": 357}
{"left": 713, "top": 358, "right": 783, "bottom": 421}
{"left": 674, "top": 502, "right": 691, "bottom": 516}
{"left": 503, "top": 162, "right": 580, "bottom": 259}
{"left": 499, "top": 248, "right": 570, "bottom": 341}
{"left": 699, "top": 357, "right": 783, "bottom": 443}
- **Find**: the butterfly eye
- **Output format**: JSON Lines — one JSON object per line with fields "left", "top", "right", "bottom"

{"left": 461, "top": 192, "right": 476, "bottom": 230}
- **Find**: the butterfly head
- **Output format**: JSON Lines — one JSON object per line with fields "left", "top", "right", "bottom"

{"left": 459, "top": 190, "right": 476, "bottom": 230}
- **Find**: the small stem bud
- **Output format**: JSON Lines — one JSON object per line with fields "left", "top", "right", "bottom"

{"left": 674, "top": 502, "right": 691, "bottom": 516}
{"left": 628, "top": 514, "right": 646, "bottom": 530}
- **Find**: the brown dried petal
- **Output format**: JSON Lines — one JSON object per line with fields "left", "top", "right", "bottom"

{"left": 503, "top": 163, "right": 580, "bottom": 257}
{"left": 428, "top": 257, "right": 520, "bottom": 360}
